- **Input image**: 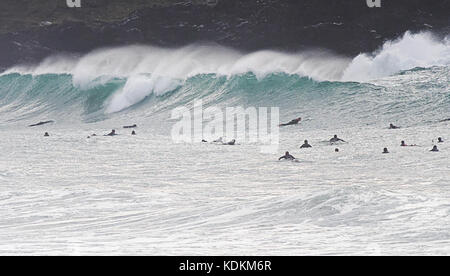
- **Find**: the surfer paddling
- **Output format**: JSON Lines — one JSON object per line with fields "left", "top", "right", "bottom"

{"left": 225, "top": 139, "right": 236, "bottom": 145}
{"left": 330, "top": 135, "right": 346, "bottom": 144}
{"left": 279, "top": 117, "right": 301, "bottom": 127}
{"left": 401, "top": 141, "right": 417, "bottom": 147}
{"left": 105, "top": 129, "right": 117, "bottom": 136}
{"left": 300, "top": 140, "right": 312, "bottom": 149}
{"left": 279, "top": 151, "right": 296, "bottom": 161}
{"left": 389, "top": 123, "right": 400, "bottom": 129}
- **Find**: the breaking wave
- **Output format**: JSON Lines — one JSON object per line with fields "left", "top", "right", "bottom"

{"left": 0, "top": 31, "right": 448, "bottom": 123}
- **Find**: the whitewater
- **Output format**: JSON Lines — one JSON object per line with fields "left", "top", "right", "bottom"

{"left": 0, "top": 32, "right": 449, "bottom": 255}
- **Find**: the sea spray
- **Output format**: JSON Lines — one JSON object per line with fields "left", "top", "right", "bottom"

{"left": 342, "top": 32, "right": 450, "bottom": 81}
{"left": 0, "top": 31, "right": 448, "bottom": 118}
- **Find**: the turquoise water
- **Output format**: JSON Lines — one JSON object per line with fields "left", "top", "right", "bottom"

{"left": 0, "top": 33, "right": 450, "bottom": 255}
{"left": 0, "top": 66, "right": 448, "bottom": 130}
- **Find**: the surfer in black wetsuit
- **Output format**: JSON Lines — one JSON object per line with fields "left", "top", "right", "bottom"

{"left": 124, "top": 124, "right": 137, "bottom": 129}
{"left": 279, "top": 151, "right": 296, "bottom": 161}
{"left": 300, "top": 140, "right": 312, "bottom": 149}
{"left": 44, "top": 132, "right": 50, "bottom": 137}
{"left": 279, "top": 117, "right": 302, "bottom": 127}
{"left": 29, "top": 120, "right": 54, "bottom": 127}
{"left": 105, "top": 129, "right": 117, "bottom": 136}
{"left": 383, "top": 148, "right": 389, "bottom": 154}
{"left": 330, "top": 135, "right": 346, "bottom": 143}
{"left": 389, "top": 123, "right": 400, "bottom": 129}
{"left": 401, "top": 140, "right": 418, "bottom": 147}
{"left": 226, "top": 139, "right": 236, "bottom": 145}
{"left": 438, "top": 137, "right": 444, "bottom": 143}
{"left": 131, "top": 131, "right": 136, "bottom": 135}
{"left": 335, "top": 148, "right": 340, "bottom": 152}
{"left": 430, "top": 145, "right": 439, "bottom": 152}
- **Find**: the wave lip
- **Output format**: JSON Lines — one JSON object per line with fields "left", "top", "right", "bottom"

{"left": 106, "top": 75, "right": 182, "bottom": 113}
{"left": 342, "top": 32, "right": 450, "bottom": 81}
{"left": 0, "top": 66, "right": 448, "bottom": 128}
{"left": 1, "top": 31, "right": 449, "bottom": 114}
{"left": 2, "top": 44, "right": 350, "bottom": 81}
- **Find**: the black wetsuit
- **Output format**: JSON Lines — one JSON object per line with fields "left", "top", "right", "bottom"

{"left": 279, "top": 154, "right": 296, "bottom": 161}
{"left": 280, "top": 118, "right": 301, "bottom": 127}
{"left": 330, "top": 138, "right": 345, "bottom": 143}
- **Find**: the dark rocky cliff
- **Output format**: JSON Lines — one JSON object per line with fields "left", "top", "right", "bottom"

{"left": 0, "top": 0, "right": 449, "bottom": 70}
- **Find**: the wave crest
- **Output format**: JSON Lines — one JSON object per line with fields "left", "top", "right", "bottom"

{"left": 1, "top": 31, "right": 449, "bottom": 113}
{"left": 342, "top": 32, "right": 450, "bottom": 81}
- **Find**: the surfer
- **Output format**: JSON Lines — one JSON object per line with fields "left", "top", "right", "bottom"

{"left": 226, "top": 139, "right": 236, "bottom": 145}
{"left": 202, "top": 139, "right": 208, "bottom": 143}
{"left": 279, "top": 117, "right": 301, "bottom": 127}
{"left": 131, "top": 131, "right": 136, "bottom": 135}
{"left": 300, "top": 140, "right": 312, "bottom": 149}
{"left": 29, "top": 120, "right": 54, "bottom": 127}
{"left": 330, "top": 135, "right": 346, "bottom": 143}
{"left": 438, "top": 137, "right": 444, "bottom": 143}
{"left": 105, "top": 129, "right": 117, "bottom": 136}
{"left": 44, "top": 132, "right": 50, "bottom": 137}
{"left": 335, "top": 148, "right": 340, "bottom": 152}
{"left": 279, "top": 151, "right": 296, "bottom": 161}
{"left": 383, "top": 148, "right": 389, "bottom": 154}
{"left": 401, "top": 141, "right": 417, "bottom": 147}
{"left": 124, "top": 124, "right": 137, "bottom": 129}
{"left": 430, "top": 145, "right": 439, "bottom": 152}
{"left": 389, "top": 123, "right": 400, "bottom": 129}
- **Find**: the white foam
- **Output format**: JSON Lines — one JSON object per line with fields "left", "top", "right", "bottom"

{"left": 4, "top": 44, "right": 351, "bottom": 111}
{"left": 3, "top": 44, "right": 349, "bottom": 81}
{"left": 106, "top": 74, "right": 181, "bottom": 113}
{"left": 342, "top": 32, "right": 450, "bottom": 81}
{"left": 2, "top": 31, "right": 449, "bottom": 112}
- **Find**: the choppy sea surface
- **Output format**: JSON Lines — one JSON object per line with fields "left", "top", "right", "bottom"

{"left": 0, "top": 32, "right": 449, "bottom": 255}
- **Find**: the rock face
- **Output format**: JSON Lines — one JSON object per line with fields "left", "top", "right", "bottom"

{"left": 0, "top": 0, "right": 449, "bottom": 70}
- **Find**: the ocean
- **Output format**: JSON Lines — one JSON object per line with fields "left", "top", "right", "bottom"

{"left": 0, "top": 31, "right": 449, "bottom": 255}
